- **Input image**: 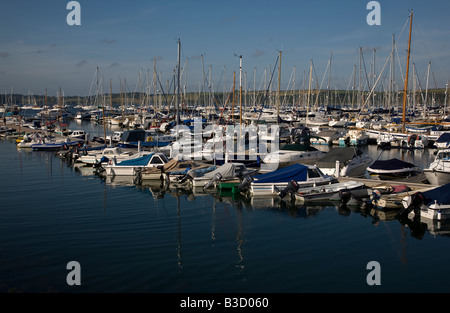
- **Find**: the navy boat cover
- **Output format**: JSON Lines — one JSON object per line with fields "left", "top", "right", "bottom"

{"left": 421, "top": 183, "right": 450, "bottom": 205}
{"left": 253, "top": 163, "right": 308, "bottom": 184}
{"left": 369, "top": 158, "right": 417, "bottom": 170}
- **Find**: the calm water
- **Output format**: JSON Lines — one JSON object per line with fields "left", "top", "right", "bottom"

{"left": 1, "top": 120, "right": 450, "bottom": 294}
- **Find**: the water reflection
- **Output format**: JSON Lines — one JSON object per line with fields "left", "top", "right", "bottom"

{"left": 87, "top": 165, "right": 450, "bottom": 240}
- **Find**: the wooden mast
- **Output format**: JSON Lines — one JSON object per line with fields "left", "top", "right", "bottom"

{"left": 402, "top": 10, "right": 413, "bottom": 133}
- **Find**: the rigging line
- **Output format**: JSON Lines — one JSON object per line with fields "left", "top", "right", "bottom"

{"left": 256, "top": 54, "right": 279, "bottom": 121}
{"left": 155, "top": 68, "right": 169, "bottom": 108}
{"left": 358, "top": 14, "right": 411, "bottom": 116}
{"left": 360, "top": 49, "right": 372, "bottom": 93}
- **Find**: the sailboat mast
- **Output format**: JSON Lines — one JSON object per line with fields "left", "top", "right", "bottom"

{"left": 307, "top": 60, "right": 312, "bottom": 126}
{"left": 277, "top": 50, "right": 282, "bottom": 124}
{"left": 176, "top": 39, "right": 181, "bottom": 126}
{"left": 239, "top": 54, "right": 243, "bottom": 126}
{"left": 402, "top": 10, "right": 413, "bottom": 133}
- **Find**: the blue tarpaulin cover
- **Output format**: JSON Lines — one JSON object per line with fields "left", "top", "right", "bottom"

{"left": 253, "top": 163, "right": 308, "bottom": 184}
{"left": 116, "top": 153, "right": 154, "bottom": 166}
{"left": 421, "top": 183, "right": 450, "bottom": 205}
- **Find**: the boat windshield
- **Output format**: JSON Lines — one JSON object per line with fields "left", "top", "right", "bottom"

{"left": 307, "top": 168, "right": 322, "bottom": 178}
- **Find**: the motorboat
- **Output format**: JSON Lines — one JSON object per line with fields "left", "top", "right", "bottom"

{"left": 434, "top": 132, "right": 450, "bottom": 149}
{"left": 370, "top": 184, "right": 435, "bottom": 210}
{"left": 103, "top": 152, "right": 170, "bottom": 176}
{"left": 294, "top": 180, "right": 365, "bottom": 202}
{"left": 31, "top": 137, "right": 84, "bottom": 151}
{"left": 137, "top": 155, "right": 212, "bottom": 182}
{"left": 376, "top": 132, "right": 398, "bottom": 148}
{"left": 366, "top": 158, "right": 422, "bottom": 180}
{"left": 423, "top": 149, "right": 450, "bottom": 185}
{"left": 190, "top": 162, "right": 258, "bottom": 189}
{"left": 248, "top": 163, "right": 336, "bottom": 196}
{"left": 309, "top": 129, "right": 340, "bottom": 145}
{"left": 315, "top": 147, "right": 373, "bottom": 178}
{"left": 17, "top": 132, "right": 46, "bottom": 148}
{"left": 76, "top": 147, "right": 136, "bottom": 165}
{"left": 347, "top": 128, "right": 369, "bottom": 146}
{"left": 400, "top": 183, "right": 450, "bottom": 221}
{"left": 69, "top": 130, "right": 88, "bottom": 140}
{"left": 118, "top": 129, "right": 173, "bottom": 149}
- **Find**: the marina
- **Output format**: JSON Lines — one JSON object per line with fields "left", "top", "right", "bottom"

{"left": 2, "top": 110, "right": 450, "bottom": 293}
{"left": 2, "top": 3, "right": 450, "bottom": 297}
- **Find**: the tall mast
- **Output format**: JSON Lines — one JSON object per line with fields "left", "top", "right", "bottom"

{"left": 307, "top": 60, "right": 312, "bottom": 126}
{"left": 372, "top": 48, "right": 376, "bottom": 108}
{"left": 277, "top": 50, "right": 282, "bottom": 124}
{"left": 176, "top": 39, "right": 181, "bottom": 126}
{"left": 327, "top": 52, "right": 332, "bottom": 107}
{"left": 402, "top": 10, "right": 413, "bottom": 133}
{"left": 239, "top": 54, "right": 243, "bottom": 126}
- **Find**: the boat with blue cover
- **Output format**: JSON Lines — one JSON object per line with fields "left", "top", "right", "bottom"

{"left": 103, "top": 152, "right": 169, "bottom": 176}
{"left": 249, "top": 163, "right": 335, "bottom": 196}
{"left": 401, "top": 183, "right": 450, "bottom": 221}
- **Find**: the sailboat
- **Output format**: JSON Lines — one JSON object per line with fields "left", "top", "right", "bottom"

{"left": 362, "top": 11, "right": 418, "bottom": 145}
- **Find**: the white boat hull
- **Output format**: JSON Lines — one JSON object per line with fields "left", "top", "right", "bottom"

{"left": 424, "top": 169, "right": 450, "bottom": 186}
{"left": 408, "top": 204, "right": 450, "bottom": 221}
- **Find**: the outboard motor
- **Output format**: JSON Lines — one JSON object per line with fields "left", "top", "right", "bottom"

{"left": 236, "top": 175, "right": 254, "bottom": 192}
{"left": 203, "top": 172, "right": 223, "bottom": 190}
{"left": 399, "top": 192, "right": 425, "bottom": 217}
{"left": 277, "top": 180, "right": 300, "bottom": 198}
{"left": 176, "top": 174, "right": 190, "bottom": 184}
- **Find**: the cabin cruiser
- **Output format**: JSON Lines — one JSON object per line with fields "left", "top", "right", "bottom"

{"left": 76, "top": 147, "right": 136, "bottom": 165}
{"left": 423, "top": 149, "right": 450, "bottom": 185}
{"left": 315, "top": 147, "right": 372, "bottom": 178}
{"left": 103, "top": 152, "right": 170, "bottom": 176}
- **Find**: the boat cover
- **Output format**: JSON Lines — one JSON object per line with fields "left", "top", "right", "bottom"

{"left": 142, "top": 158, "right": 210, "bottom": 175}
{"left": 420, "top": 183, "right": 450, "bottom": 205}
{"left": 316, "top": 147, "right": 363, "bottom": 169}
{"left": 116, "top": 153, "right": 154, "bottom": 166}
{"left": 253, "top": 163, "right": 308, "bottom": 184}
{"left": 368, "top": 158, "right": 417, "bottom": 170}
{"left": 436, "top": 132, "right": 450, "bottom": 143}
{"left": 198, "top": 163, "right": 242, "bottom": 179}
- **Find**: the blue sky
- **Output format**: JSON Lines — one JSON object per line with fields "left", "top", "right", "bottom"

{"left": 1, "top": 0, "right": 450, "bottom": 96}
